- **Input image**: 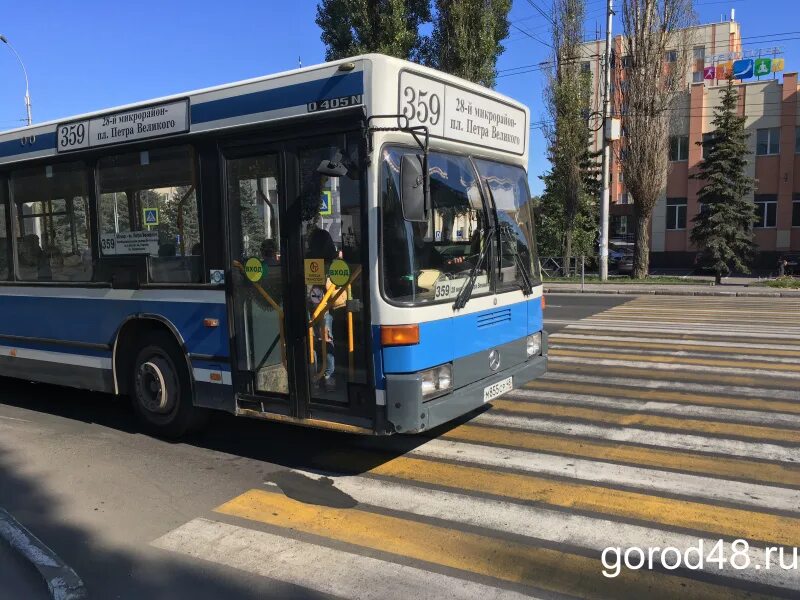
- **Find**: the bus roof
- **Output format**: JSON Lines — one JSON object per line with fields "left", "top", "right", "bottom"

{"left": 0, "top": 54, "right": 529, "bottom": 165}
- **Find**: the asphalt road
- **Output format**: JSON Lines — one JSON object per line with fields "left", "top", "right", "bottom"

{"left": 1, "top": 293, "right": 799, "bottom": 599}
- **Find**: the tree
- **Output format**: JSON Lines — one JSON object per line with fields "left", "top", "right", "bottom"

{"left": 540, "top": 0, "right": 596, "bottom": 270}
{"left": 315, "top": 0, "right": 431, "bottom": 61}
{"left": 690, "top": 77, "right": 756, "bottom": 284}
{"left": 423, "top": 0, "right": 511, "bottom": 87}
{"left": 618, "top": 0, "right": 694, "bottom": 278}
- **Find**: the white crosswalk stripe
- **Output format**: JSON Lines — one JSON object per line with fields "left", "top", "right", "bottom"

{"left": 151, "top": 295, "right": 800, "bottom": 599}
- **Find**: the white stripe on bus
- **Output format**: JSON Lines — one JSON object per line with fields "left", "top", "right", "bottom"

{"left": 0, "top": 286, "right": 226, "bottom": 304}
{"left": 0, "top": 345, "right": 110, "bottom": 370}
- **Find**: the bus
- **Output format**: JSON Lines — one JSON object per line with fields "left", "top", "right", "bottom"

{"left": 0, "top": 54, "right": 546, "bottom": 437}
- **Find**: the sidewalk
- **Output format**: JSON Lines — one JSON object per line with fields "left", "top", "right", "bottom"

{"left": 544, "top": 281, "right": 800, "bottom": 297}
{"left": 0, "top": 536, "right": 50, "bottom": 600}
{"left": 0, "top": 507, "right": 87, "bottom": 600}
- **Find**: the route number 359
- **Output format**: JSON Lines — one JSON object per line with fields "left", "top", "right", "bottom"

{"left": 402, "top": 86, "right": 441, "bottom": 126}
{"left": 58, "top": 123, "right": 86, "bottom": 149}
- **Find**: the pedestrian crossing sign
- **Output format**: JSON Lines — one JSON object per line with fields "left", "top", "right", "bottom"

{"left": 320, "top": 191, "right": 332, "bottom": 216}
{"left": 143, "top": 208, "right": 159, "bottom": 226}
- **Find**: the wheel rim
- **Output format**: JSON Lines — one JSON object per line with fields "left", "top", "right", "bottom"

{"left": 136, "top": 356, "right": 176, "bottom": 415}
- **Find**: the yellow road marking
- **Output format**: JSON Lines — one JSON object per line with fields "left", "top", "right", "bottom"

{"left": 441, "top": 424, "right": 800, "bottom": 488}
{"left": 524, "top": 379, "right": 800, "bottom": 415}
{"left": 551, "top": 348, "right": 800, "bottom": 373}
{"left": 216, "top": 488, "right": 771, "bottom": 600}
{"left": 551, "top": 337, "right": 800, "bottom": 358}
{"left": 489, "top": 399, "right": 800, "bottom": 443}
{"left": 553, "top": 329, "right": 800, "bottom": 346}
{"left": 551, "top": 362, "right": 796, "bottom": 388}
{"left": 359, "top": 455, "right": 800, "bottom": 548}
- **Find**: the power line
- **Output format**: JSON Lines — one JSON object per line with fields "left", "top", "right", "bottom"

{"left": 510, "top": 22, "right": 553, "bottom": 49}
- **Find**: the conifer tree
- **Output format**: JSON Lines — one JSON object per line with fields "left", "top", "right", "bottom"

{"left": 691, "top": 77, "right": 757, "bottom": 285}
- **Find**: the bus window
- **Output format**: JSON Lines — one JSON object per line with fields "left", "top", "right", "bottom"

{"left": 97, "top": 145, "right": 202, "bottom": 284}
{"left": 11, "top": 161, "right": 93, "bottom": 282}
{"left": 380, "top": 148, "right": 487, "bottom": 304}
{"left": 0, "top": 182, "right": 8, "bottom": 280}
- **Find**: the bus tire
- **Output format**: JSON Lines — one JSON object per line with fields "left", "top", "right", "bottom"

{"left": 130, "top": 331, "right": 207, "bottom": 438}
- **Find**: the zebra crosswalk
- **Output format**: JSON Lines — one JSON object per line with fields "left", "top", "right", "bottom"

{"left": 153, "top": 295, "right": 800, "bottom": 599}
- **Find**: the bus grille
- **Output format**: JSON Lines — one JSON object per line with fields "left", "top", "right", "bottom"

{"left": 477, "top": 308, "right": 511, "bottom": 328}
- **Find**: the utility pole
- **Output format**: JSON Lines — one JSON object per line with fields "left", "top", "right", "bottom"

{"left": 599, "top": 0, "right": 613, "bottom": 280}
{"left": 0, "top": 35, "right": 32, "bottom": 126}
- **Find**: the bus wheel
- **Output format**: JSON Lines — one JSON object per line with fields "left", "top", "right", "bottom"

{"left": 130, "top": 331, "right": 206, "bottom": 438}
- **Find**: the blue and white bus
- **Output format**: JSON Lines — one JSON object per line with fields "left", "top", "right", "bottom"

{"left": 0, "top": 54, "right": 546, "bottom": 437}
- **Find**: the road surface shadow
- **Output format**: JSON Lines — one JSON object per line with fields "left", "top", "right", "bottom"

{"left": 0, "top": 440, "right": 334, "bottom": 600}
{"left": 0, "top": 375, "right": 478, "bottom": 477}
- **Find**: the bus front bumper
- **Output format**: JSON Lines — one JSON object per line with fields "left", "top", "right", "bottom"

{"left": 385, "top": 352, "right": 548, "bottom": 434}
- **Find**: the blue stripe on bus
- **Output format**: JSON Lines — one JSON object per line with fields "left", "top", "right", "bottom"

{"left": 190, "top": 72, "right": 364, "bottom": 124}
{"left": 381, "top": 298, "right": 543, "bottom": 374}
{"left": 371, "top": 325, "right": 386, "bottom": 390}
{"left": 0, "top": 132, "right": 57, "bottom": 159}
{"left": 0, "top": 294, "right": 229, "bottom": 359}
{"left": 190, "top": 359, "right": 231, "bottom": 371}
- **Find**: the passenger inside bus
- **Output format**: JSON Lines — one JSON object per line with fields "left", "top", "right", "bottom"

{"left": 306, "top": 225, "right": 341, "bottom": 392}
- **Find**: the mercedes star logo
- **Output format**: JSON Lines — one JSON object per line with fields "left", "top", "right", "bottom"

{"left": 488, "top": 349, "right": 500, "bottom": 371}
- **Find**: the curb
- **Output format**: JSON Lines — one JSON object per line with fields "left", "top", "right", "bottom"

{"left": 0, "top": 508, "right": 87, "bottom": 600}
{"left": 544, "top": 287, "right": 800, "bottom": 297}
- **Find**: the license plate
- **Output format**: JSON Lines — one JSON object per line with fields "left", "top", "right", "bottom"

{"left": 483, "top": 376, "right": 513, "bottom": 403}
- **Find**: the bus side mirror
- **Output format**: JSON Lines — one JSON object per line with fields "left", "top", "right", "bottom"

{"left": 400, "top": 153, "right": 428, "bottom": 222}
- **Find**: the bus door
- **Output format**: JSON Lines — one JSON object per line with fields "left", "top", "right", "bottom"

{"left": 224, "top": 133, "right": 373, "bottom": 422}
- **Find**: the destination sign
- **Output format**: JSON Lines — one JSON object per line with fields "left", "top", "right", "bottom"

{"left": 399, "top": 71, "right": 527, "bottom": 155}
{"left": 57, "top": 100, "right": 189, "bottom": 153}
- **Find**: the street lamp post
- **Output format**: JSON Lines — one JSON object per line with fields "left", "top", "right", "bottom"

{"left": 0, "top": 34, "right": 32, "bottom": 126}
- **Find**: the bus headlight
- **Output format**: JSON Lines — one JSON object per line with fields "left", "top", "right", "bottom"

{"left": 527, "top": 332, "right": 542, "bottom": 357}
{"left": 420, "top": 364, "right": 453, "bottom": 398}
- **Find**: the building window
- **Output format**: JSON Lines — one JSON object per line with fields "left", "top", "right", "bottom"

{"left": 669, "top": 135, "right": 689, "bottom": 161}
{"left": 754, "top": 195, "right": 777, "bottom": 228}
{"left": 793, "top": 198, "right": 800, "bottom": 227}
{"left": 693, "top": 46, "right": 706, "bottom": 61}
{"left": 97, "top": 145, "right": 202, "bottom": 283}
{"left": 618, "top": 172, "right": 624, "bottom": 183}
{"left": 702, "top": 132, "right": 715, "bottom": 160}
{"left": 692, "top": 71, "right": 704, "bottom": 83}
{"left": 619, "top": 192, "right": 630, "bottom": 205}
{"left": 756, "top": 127, "right": 780, "bottom": 155}
{"left": 621, "top": 55, "right": 633, "bottom": 69}
{"left": 666, "top": 198, "right": 687, "bottom": 230}
{"left": 795, "top": 127, "right": 800, "bottom": 154}
{"left": 11, "top": 161, "right": 92, "bottom": 282}
{"left": 665, "top": 50, "right": 678, "bottom": 63}
{"left": 612, "top": 215, "right": 628, "bottom": 237}
{"left": 581, "top": 61, "right": 591, "bottom": 73}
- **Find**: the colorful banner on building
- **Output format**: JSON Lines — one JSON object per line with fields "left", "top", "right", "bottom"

{"left": 703, "top": 66, "right": 716, "bottom": 80}
{"left": 716, "top": 61, "right": 733, "bottom": 80}
{"left": 773, "top": 58, "right": 785, "bottom": 73}
{"left": 754, "top": 58, "right": 772, "bottom": 77}
{"left": 732, "top": 59, "right": 754, "bottom": 80}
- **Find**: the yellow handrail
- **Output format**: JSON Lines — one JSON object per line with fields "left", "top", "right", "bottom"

{"left": 232, "top": 260, "right": 286, "bottom": 367}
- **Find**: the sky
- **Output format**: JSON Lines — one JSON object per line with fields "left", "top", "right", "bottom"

{"left": 0, "top": 0, "right": 796, "bottom": 195}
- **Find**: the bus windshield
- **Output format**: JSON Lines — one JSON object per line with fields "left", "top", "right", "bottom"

{"left": 380, "top": 146, "right": 539, "bottom": 305}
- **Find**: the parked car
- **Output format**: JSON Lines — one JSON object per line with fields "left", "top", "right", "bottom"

{"left": 615, "top": 252, "right": 634, "bottom": 275}
{"left": 609, "top": 246, "right": 634, "bottom": 274}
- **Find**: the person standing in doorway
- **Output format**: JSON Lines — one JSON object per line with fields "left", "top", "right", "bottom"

{"left": 307, "top": 225, "right": 340, "bottom": 391}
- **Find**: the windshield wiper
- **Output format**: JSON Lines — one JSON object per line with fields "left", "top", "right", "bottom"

{"left": 483, "top": 182, "right": 534, "bottom": 297}
{"left": 453, "top": 226, "right": 495, "bottom": 310}
{"left": 498, "top": 222, "right": 534, "bottom": 296}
